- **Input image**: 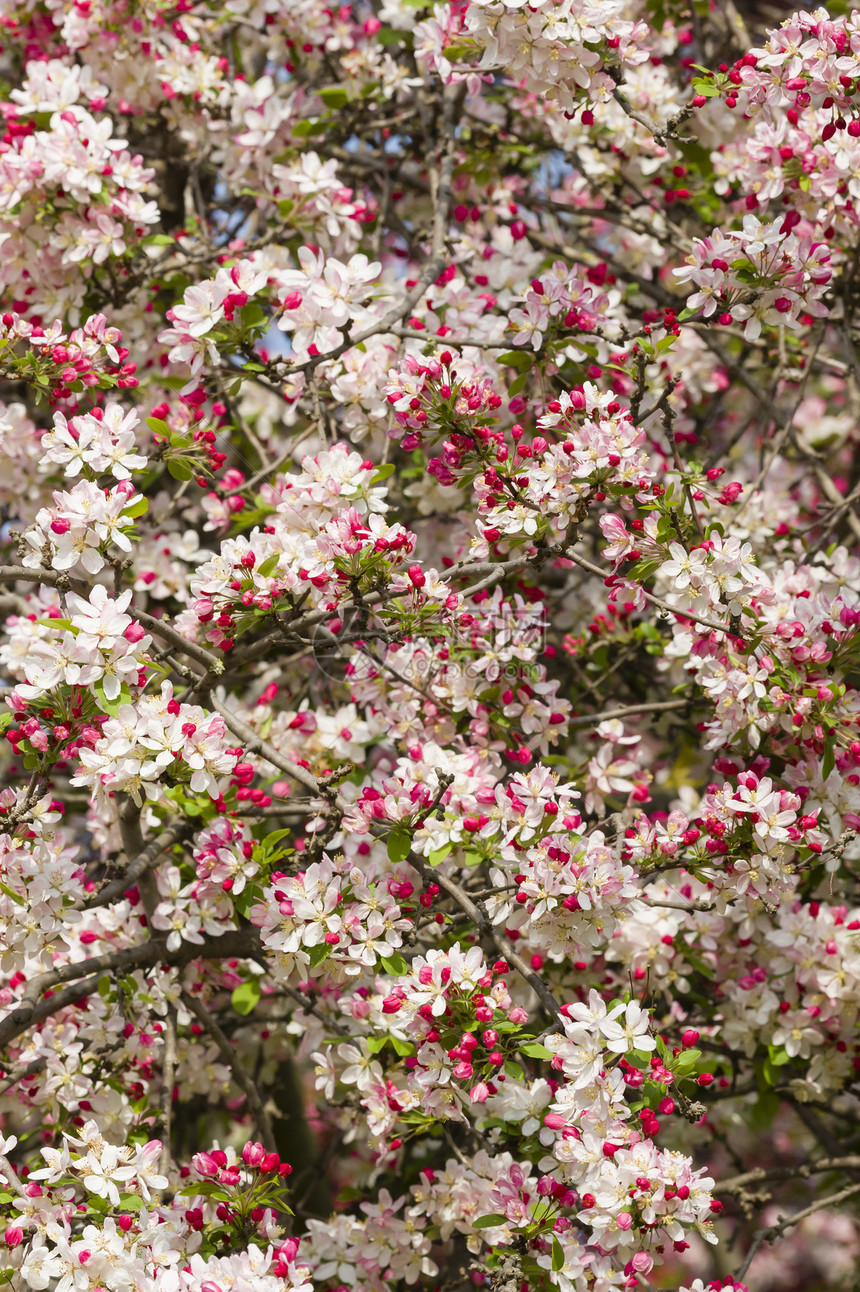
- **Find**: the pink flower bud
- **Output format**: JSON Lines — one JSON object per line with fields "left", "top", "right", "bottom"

{"left": 192, "top": 1151, "right": 220, "bottom": 1177}
{"left": 242, "top": 1140, "right": 267, "bottom": 1167}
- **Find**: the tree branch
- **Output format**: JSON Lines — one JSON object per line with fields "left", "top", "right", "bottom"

{"left": 410, "top": 855, "right": 563, "bottom": 1025}
{"left": 81, "top": 819, "right": 192, "bottom": 911}
{"left": 181, "top": 989, "right": 277, "bottom": 1152}
{"left": 0, "top": 930, "right": 260, "bottom": 1051}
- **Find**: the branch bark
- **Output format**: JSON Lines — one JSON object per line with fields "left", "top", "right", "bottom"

{"left": 81, "top": 819, "right": 192, "bottom": 911}
{"left": 410, "top": 855, "right": 563, "bottom": 1025}
{"left": 0, "top": 930, "right": 260, "bottom": 1051}
{"left": 181, "top": 989, "right": 277, "bottom": 1152}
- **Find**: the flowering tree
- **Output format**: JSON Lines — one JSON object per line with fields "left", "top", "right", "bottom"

{"left": 6, "top": 0, "right": 860, "bottom": 1288}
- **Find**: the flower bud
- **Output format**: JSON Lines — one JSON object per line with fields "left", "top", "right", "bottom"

{"left": 242, "top": 1141, "right": 267, "bottom": 1168}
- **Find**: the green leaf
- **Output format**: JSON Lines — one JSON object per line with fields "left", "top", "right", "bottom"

{"left": 257, "top": 828, "right": 292, "bottom": 854}
{"left": 750, "top": 1089, "right": 780, "bottom": 1130}
{"left": 427, "top": 843, "right": 451, "bottom": 868}
{"left": 497, "top": 351, "right": 533, "bottom": 371}
{"left": 118, "top": 1193, "right": 145, "bottom": 1210}
{"left": 767, "top": 1043, "right": 792, "bottom": 1067}
{"left": 141, "top": 233, "right": 176, "bottom": 246}
{"left": 179, "top": 1181, "right": 231, "bottom": 1198}
{"left": 231, "top": 979, "right": 261, "bottom": 1015}
{"left": 366, "top": 1035, "right": 389, "bottom": 1054}
{"left": 684, "top": 950, "right": 715, "bottom": 980}
{"left": 822, "top": 736, "right": 836, "bottom": 781}
{"left": 167, "top": 459, "right": 195, "bottom": 482}
{"left": 146, "top": 417, "right": 171, "bottom": 437}
{"left": 308, "top": 942, "right": 334, "bottom": 967}
{"left": 379, "top": 951, "right": 409, "bottom": 977}
{"left": 552, "top": 1236, "right": 565, "bottom": 1272}
{"left": 371, "top": 463, "right": 396, "bottom": 484}
{"left": 0, "top": 881, "right": 24, "bottom": 906}
{"left": 390, "top": 1035, "right": 414, "bottom": 1057}
{"left": 240, "top": 302, "right": 266, "bottom": 328}
{"left": 319, "top": 87, "right": 349, "bottom": 108}
{"left": 520, "top": 1042, "right": 553, "bottom": 1060}
{"left": 387, "top": 824, "right": 412, "bottom": 864}
{"left": 256, "top": 554, "right": 280, "bottom": 578}
{"left": 504, "top": 1061, "right": 523, "bottom": 1081}
{"left": 94, "top": 680, "right": 132, "bottom": 718}
{"left": 674, "top": 1047, "right": 702, "bottom": 1072}
{"left": 377, "top": 25, "right": 404, "bottom": 44}
{"left": 472, "top": 1214, "right": 507, "bottom": 1229}
{"left": 123, "top": 496, "right": 149, "bottom": 519}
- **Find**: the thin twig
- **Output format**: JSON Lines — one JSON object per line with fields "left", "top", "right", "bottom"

{"left": 568, "top": 698, "right": 689, "bottom": 729}
{"left": 735, "top": 1181, "right": 860, "bottom": 1282}
{"left": 410, "top": 855, "right": 563, "bottom": 1024}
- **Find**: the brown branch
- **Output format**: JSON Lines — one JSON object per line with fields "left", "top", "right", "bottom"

{"left": 568, "top": 698, "right": 689, "bottom": 729}
{"left": 81, "top": 819, "right": 192, "bottom": 911}
{"left": 158, "top": 1008, "right": 178, "bottom": 1181}
{"left": 410, "top": 855, "right": 563, "bottom": 1025}
{"left": 282, "top": 82, "right": 462, "bottom": 381}
{"left": 117, "top": 797, "right": 161, "bottom": 923}
{"left": 717, "top": 1155, "right": 860, "bottom": 1196}
{"left": 209, "top": 699, "right": 322, "bottom": 796}
{"left": 0, "top": 565, "right": 222, "bottom": 674}
{"left": 0, "top": 930, "right": 260, "bottom": 1052}
{"left": 735, "top": 1181, "right": 860, "bottom": 1282}
{"left": 181, "top": 989, "right": 277, "bottom": 1152}
{"left": 0, "top": 1056, "right": 47, "bottom": 1096}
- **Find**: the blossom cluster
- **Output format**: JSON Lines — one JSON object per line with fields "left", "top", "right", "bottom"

{"left": 0, "top": 2, "right": 859, "bottom": 1292}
